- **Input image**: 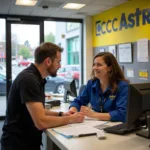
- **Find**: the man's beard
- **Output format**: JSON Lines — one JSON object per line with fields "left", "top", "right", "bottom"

{"left": 47, "top": 65, "right": 57, "bottom": 77}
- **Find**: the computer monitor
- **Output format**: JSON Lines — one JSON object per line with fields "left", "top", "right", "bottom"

{"left": 63, "top": 78, "right": 77, "bottom": 103}
{"left": 126, "top": 83, "right": 150, "bottom": 139}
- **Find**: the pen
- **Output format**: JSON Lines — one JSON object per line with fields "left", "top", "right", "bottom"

{"left": 77, "top": 133, "right": 96, "bottom": 137}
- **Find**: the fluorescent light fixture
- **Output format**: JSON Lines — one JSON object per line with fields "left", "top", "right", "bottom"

{"left": 15, "top": 0, "right": 37, "bottom": 6}
{"left": 63, "top": 3, "right": 86, "bottom": 10}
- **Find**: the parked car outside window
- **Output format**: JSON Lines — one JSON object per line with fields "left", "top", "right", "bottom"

{"left": 11, "top": 60, "right": 18, "bottom": 66}
{"left": 18, "top": 60, "right": 31, "bottom": 67}
{"left": 0, "top": 72, "right": 16, "bottom": 95}
{"left": 0, "top": 72, "right": 64, "bottom": 95}
{"left": 57, "top": 65, "right": 79, "bottom": 88}
{"left": 45, "top": 76, "right": 65, "bottom": 94}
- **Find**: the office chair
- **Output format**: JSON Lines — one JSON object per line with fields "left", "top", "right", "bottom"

{"left": 78, "top": 85, "right": 86, "bottom": 95}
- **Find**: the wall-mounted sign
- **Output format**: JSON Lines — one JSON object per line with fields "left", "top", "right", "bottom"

{"left": 95, "top": 8, "right": 150, "bottom": 36}
{"left": 61, "top": 34, "right": 65, "bottom": 38}
{"left": 127, "top": 68, "right": 134, "bottom": 78}
{"left": 139, "top": 69, "right": 148, "bottom": 80}
{"left": 118, "top": 43, "right": 132, "bottom": 63}
{"left": 108, "top": 45, "right": 116, "bottom": 58}
{"left": 93, "top": 0, "right": 150, "bottom": 47}
{"left": 137, "top": 38, "right": 149, "bottom": 62}
{"left": 100, "top": 48, "right": 105, "bottom": 52}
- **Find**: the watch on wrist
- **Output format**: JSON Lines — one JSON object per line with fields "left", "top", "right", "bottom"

{"left": 58, "top": 111, "right": 63, "bottom": 116}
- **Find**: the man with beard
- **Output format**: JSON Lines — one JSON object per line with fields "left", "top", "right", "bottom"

{"left": 1, "top": 42, "right": 84, "bottom": 150}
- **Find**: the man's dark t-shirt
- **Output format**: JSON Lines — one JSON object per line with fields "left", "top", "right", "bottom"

{"left": 1, "top": 64, "right": 46, "bottom": 149}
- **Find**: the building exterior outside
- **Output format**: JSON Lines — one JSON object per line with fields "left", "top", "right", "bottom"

{"left": 55, "top": 22, "right": 81, "bottom": 66}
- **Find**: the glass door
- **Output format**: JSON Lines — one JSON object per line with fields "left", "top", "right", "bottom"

{"left": 4, "top": 20, "right": 43, "bottom": 117}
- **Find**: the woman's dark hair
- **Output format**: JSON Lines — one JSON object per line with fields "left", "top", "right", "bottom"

{"left": 91, "top": 52, "right": 129, "bottom": 92}
{"left": 34, "top": 42, "right": 63, "bottom": 64}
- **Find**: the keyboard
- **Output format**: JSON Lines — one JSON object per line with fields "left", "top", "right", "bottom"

{"left": 103, "top": 123, "right": 141, "bottom": 135}
{"left": 45, "top": 99, "right": 61, "bottom": 107}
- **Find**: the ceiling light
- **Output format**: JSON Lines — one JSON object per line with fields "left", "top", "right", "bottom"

{"left": 63, "top": 3, "right": 86, "bottom": 10}
{"left": 15, "top": 0, "right": 37, "bottom": 6}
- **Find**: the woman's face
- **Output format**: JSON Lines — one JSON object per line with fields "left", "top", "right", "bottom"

{"left": 93, "top": 56, "right": 111, "bottom": 79}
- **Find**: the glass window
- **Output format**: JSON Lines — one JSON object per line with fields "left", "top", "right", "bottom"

{"left": 0, "top": 18, "right": 6, "bottom": 117}
{"left": 44, "top": 21, "right": 81, "bottom": 98}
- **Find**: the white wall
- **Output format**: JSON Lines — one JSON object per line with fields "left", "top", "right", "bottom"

{"left": 83, "top": 16, "right": 93, "bottom": 84}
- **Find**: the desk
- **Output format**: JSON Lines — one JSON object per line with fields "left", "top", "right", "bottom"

{"left": 45, "top": 103, "right": 150, "bottom": 150}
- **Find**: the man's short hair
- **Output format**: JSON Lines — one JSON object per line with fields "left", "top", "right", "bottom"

{"left": 34, "top": 42, "right": 63, "bottom": 64}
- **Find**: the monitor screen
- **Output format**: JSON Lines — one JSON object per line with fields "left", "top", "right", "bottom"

{"left": 63, "top": 78, "right": 77, "bottom": 102}
{"left": 126, "top": 83, "right": 150, "bottom": 138}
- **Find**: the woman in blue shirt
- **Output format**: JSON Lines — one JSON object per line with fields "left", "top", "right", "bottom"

{"left": 69, "top": 52, "right": 129, "bottom": 122}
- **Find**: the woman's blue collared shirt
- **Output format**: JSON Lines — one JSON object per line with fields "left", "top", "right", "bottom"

{"left": 70, "top": 79, "right": 129, "bottom": 122}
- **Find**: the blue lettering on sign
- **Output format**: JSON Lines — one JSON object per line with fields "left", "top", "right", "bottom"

{"left": 128, "top": 13, "right": 135, "bottom": 28}
{"left": 96, "top": 7, "right": 150, "bottom": 36}
{"left": 135, "top": 8, "right": 141, "bottom": 26}
{"left": 119, "top": 13, "right": 128, "bottom": 30}
{"left": 106, "top": 20, "right": 112, "bottom": 33}
{"left": 142, "top": 8, "right": 150, "bottom": 25}
{"left": 112, "top": 18, "right": 118, "bottom": 32}
{"left": 96, "top": 21, "right": 101, "bottom": 36}
{"left": 102, "top": 21, "right": 106, "bottom": 34}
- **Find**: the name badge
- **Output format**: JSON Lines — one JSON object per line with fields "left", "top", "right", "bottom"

{"left": 109, "top": 95, "right": 116, "bottom": 100}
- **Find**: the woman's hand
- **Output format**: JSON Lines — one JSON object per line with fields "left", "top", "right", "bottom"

{"left": 68, "top": 107, "right": 78, "bottom": 115}
{"left": 80, "top": 106, "right": 95, "bottom": 118}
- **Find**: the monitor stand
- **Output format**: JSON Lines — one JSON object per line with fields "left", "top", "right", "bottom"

{"left": 63, "top": 90, "right": 69, "bottom": 103}
{"left": 136, "top": 111, "right": 150, "bottom": 139}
